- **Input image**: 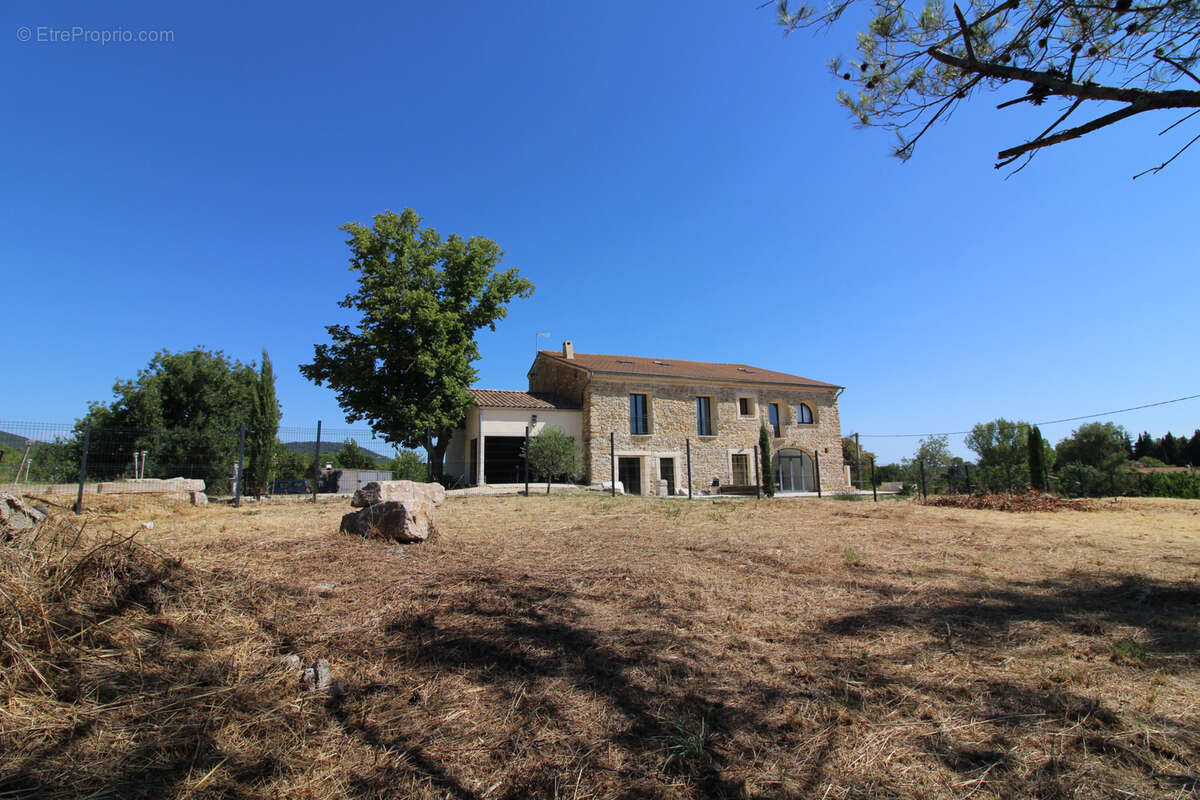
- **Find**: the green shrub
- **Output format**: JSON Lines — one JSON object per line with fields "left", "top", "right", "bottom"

{"left": 1135, "top": 470, "right": 1200, "bottom": 499}
{"left": 759, "top": 424, "right": 775, "bottom": 498}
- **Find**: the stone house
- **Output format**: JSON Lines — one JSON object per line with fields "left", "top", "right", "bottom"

{"left": 444, "top": 342, "right": 848, "bottom": 494}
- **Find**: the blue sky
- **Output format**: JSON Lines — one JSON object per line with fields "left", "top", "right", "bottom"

{"left": 3, "top": 0, "right": 1197, "bottom": 463}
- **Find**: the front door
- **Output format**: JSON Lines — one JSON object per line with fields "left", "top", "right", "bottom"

{"left": 618, "top": 457, "right": 641, "bottom": 495}
{"left": 659, "top": 458, "right": 675, "bottom": 496}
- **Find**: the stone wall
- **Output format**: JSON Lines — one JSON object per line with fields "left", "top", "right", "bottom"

{"left": 527, "top": 356, "right": 588, "bottom": 406}
{"left": 577, "top": 377, "right": 846, "bottom": 494}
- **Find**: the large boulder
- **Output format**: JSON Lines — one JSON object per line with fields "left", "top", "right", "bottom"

{"left": 1, "top": 493, "right": 47, "bottom": 538}
{"left": 351, "top": 480, "right": 445, "bottom": 509}
{"left": 340, "top": 500, "right": 435, "bottom": 543}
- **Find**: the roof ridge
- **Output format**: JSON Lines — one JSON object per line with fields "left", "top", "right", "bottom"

{"left": 535, "top": 350, "right": 839, "bottom": 388}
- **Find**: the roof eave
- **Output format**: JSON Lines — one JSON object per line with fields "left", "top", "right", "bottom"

{"left": 586, "top": 368, "right": 842, "bottom": 391}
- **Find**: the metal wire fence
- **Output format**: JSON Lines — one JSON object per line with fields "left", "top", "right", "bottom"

{"left": 0, "top": 419, "right": 400, "bottom": 502}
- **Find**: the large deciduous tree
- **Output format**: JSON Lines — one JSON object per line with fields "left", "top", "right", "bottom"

{"left": 776, "top": 0, "right": 1200, "bottom": 173}
{"left": 300, "top": 209, "right": 534, "bottom": 481}
{"left": 903, "top": 434, "right": 955, "bottom": 492}
{"left": 965, "top": 417, "right": 1035, "bottom": 490}
{"left": 1055, "top": 421, "right": 1131, "bottom": 494}
{"left": 1055, "top": 421, "right": 1130, "bottom": 470}
{"left": 79, "top": 348, "right": 259, "bottom": 492}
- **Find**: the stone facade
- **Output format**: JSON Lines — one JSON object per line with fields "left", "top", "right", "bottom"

{"left": 527, "top": 358, "right": 588, "bottom": 406}
{"left": 449, "top": 346, "right": 849, "bottom": 493}
{"left": 579, "top": 376, "right": 847, "bottom": 494}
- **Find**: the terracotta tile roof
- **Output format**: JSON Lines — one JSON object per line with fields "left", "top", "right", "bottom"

{"left": 536, "top": 351, "right": 841, "bottom": 389}
{"left": 468, "top": 389, "right": 581, "bottom": 410}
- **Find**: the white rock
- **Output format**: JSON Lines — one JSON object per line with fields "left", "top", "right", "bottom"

{"left": 302, "top": 658, "right": 335, "bottom": 692}
{"left": 351, "top": 480, "right": 445, "bottom": 509}
{"left": 0, "top": 493, "right": 46, "bottom": 537}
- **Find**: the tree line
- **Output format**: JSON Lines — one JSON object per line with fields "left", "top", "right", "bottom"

{"left": 0, "top": 348, "right": 427, "bottom": 494}
{"left": 850, "top": 419, "right": 1200, "bottom": 499}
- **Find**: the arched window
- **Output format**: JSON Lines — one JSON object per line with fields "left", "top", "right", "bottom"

{"left": 797, "top": 403, "right": 814, "bottom": 424}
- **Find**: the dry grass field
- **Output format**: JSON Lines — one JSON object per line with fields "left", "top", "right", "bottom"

{"left": 2, "top": 491, "right": 1198, "bottom": 799}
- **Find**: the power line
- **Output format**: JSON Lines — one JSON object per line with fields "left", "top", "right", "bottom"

{"left": 858, "top": 392, "right": 1200, "bottom": 439}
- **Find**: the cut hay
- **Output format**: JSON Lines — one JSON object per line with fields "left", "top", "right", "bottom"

{"left": 923, "top": 490, "right": 1098, "bottom": 512}
{"left": 2, "top": 494, "right": 1197, "bottom": 798}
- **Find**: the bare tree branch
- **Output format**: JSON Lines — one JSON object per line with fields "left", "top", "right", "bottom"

{"left": 953, "top": 3, "right": 977, "bottom": 63}
{"left": 1133, "top": 131, "right": 1200, "bottom": 177}
{"left": 1154, "top": 53, "right": 1200, "bottom": 86}
{"left": 997, "top": 103, "right": 1147, "bottom": 159}
{"left": 995, "top": 97, "right": 1084, "bottom": 167}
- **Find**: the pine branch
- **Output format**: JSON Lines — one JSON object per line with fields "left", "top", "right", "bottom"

{"left": 928, "top": 48, "right": 1200, "bottom": 108}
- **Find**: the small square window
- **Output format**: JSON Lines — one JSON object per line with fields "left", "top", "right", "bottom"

{"left": 738, "top": 397, "right": 753, "bottom": 416}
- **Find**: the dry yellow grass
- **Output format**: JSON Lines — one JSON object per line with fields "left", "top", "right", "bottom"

{"left": 2, "top": 492, "right": 1198, "bottom": 799}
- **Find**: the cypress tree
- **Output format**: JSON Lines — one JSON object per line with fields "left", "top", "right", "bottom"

{"left": 759, "top": 423, "right": 775, "bottom": 497}
{"left": 1027, "top": 425, "right": 1046, "bottom": 491}
{"left": 246, "top": 350, "right": 281, "bottom": 496}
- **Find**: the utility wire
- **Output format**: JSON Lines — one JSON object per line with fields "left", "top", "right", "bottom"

{"left": 858, "top": 392, "right": 1200, "bottom": 439}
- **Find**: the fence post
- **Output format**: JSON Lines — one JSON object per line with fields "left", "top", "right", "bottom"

{"left": 74, "top": 419, "right": 91, "bottom": 515}
{"left": 686, "top": 439, "right": 693, "bottom": 500}
{"left": 609, "top": 432, "right": 615, "bottom": 497}
{"left": 753, "top": 445, "right": 761, "bottom": 499}
{"left": 871, "top": 456, "right": 877, "bottom": 502}
{"left": 524, "top": 425, "right": 530, "bottom": 496}
{"left": 814, "top": 450, "right": 822, "bottom": 498}
{"left": 235, "top": 423, "right": 246, "bottom": 508}
{"left": 312, "top": 420, "right": 322, "bottom": 504}
{"left": 919, "top": 459, "right": 927, "bottom": 500}
{"left": 854, "top": 432, "right": 862, "bottom": 491}
{"left": 14, "top": 441, "right": 33, "bottom": 488}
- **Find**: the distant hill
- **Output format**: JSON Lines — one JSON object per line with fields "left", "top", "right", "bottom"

{"left": 282, "top": 441, "right": 391, "bottom": 466}
{"left": 0, "top": 430, "right": 33, "bottom": 451}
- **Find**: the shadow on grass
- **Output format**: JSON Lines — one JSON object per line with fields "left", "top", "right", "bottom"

{"left": 328, "top": 571, "right": 806, "bottom": 799}
{"left": 823, "top": 572, "right": 1200, "bottom": 655}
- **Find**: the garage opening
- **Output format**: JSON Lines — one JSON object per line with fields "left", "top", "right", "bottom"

{"left": 483, "top": 436, "right": 526, "bottom": 484}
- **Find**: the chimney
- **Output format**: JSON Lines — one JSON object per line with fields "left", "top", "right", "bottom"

{"left": 562, "top": 340, "right": 574, "bottom": 359}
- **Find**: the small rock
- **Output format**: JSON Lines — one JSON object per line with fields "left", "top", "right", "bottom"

{"left": 141, "top": 521, "right": 155, "bottom": 530}
{"left": 0, "top": 493, "right": 47, "bottom": 538}
{"left": 312, "top": 582, "right": 337, "bottom": 593}
{"left": 281, "top": 654, "right": 303, "bottom": 670}
{"left": 302, "top": 658, "right": 334, "bottom": 692}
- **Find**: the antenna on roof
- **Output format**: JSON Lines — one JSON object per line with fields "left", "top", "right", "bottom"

{"left": 535, "top": 331, "right": 551, "bottom": 358}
